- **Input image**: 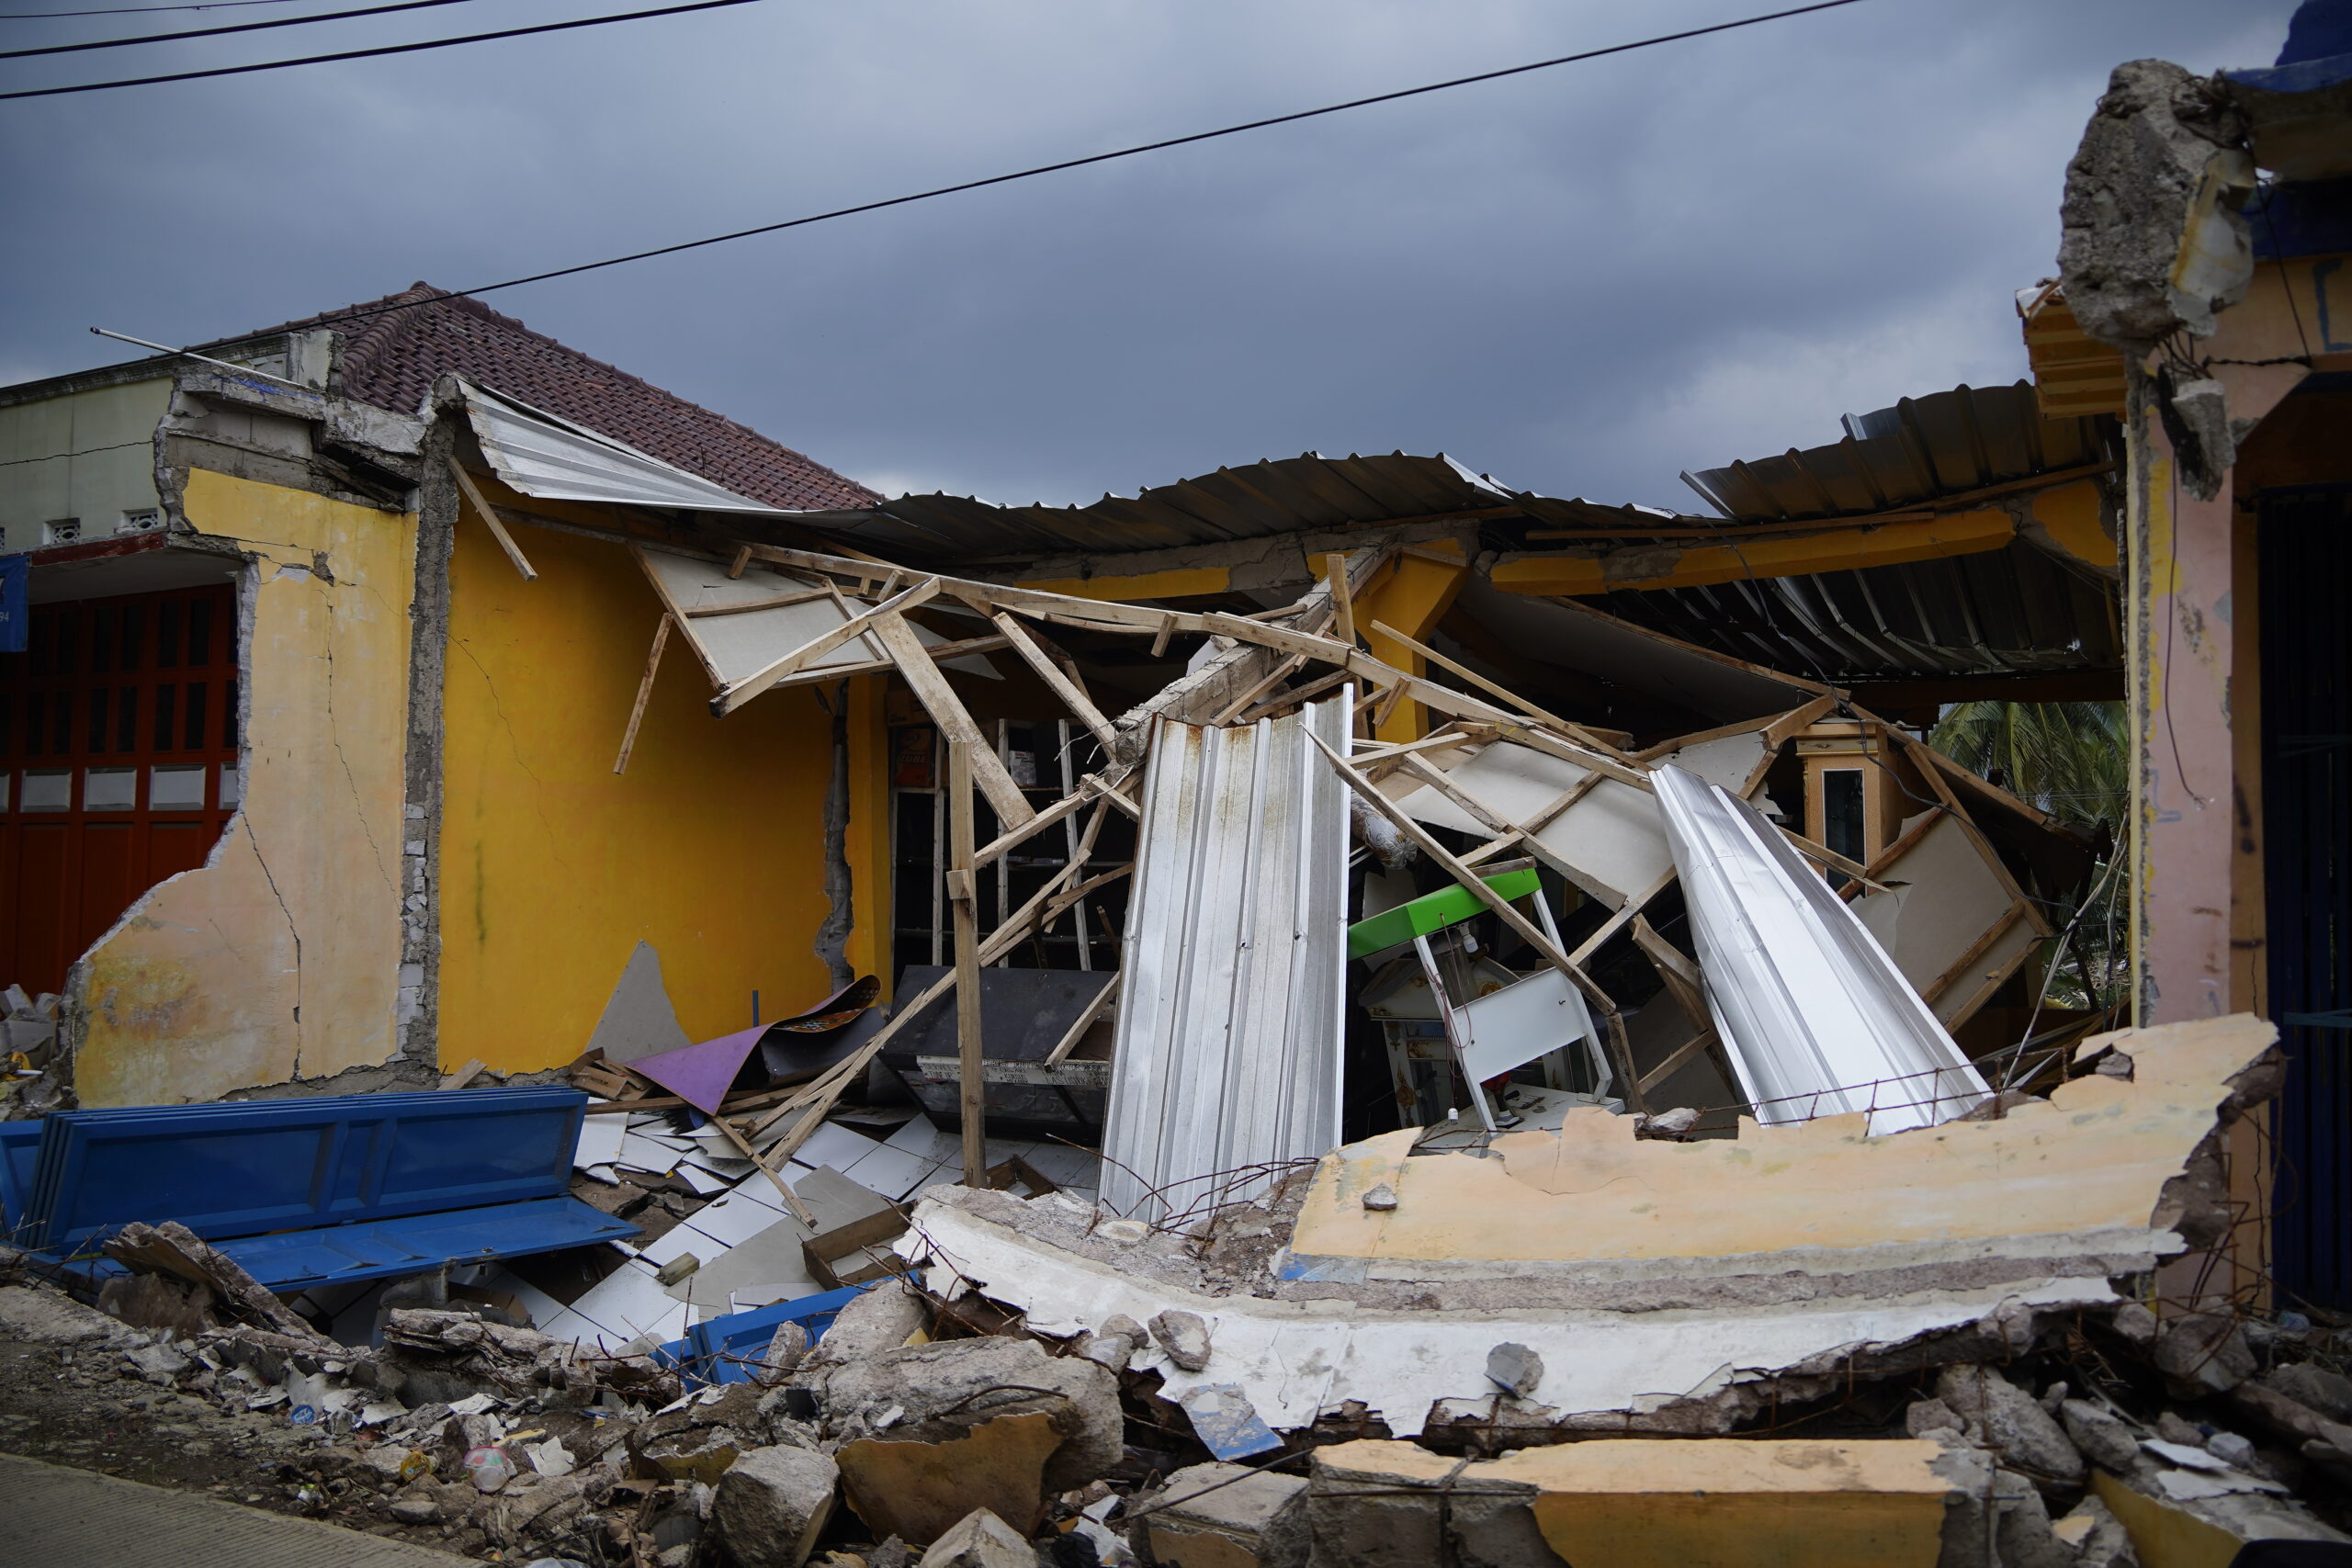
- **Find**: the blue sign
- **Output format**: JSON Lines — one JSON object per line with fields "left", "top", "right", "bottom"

{"left": 0, "top": 554, "right": 25, "bottom": 654}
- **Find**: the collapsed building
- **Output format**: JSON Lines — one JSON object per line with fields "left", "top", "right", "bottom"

{"left": 1, "top": 8, "right": 2349, "bottom": 1566}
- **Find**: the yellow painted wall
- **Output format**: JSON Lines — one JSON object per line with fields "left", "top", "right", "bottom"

{"left": 436, "top": 515, "right": 840, "bottom": 1071}
{"left": 75, "top": 469, "right": 416, "bottom": 1105}
{"left": 842, "top": 672, "right": 895, "bottom": 1004}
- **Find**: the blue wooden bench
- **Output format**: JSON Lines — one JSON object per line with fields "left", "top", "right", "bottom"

{"left": 0, "top": 1088, "right": 634, "bottom": 1294}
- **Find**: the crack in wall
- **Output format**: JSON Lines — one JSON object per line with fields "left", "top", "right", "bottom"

{"left": 243, "top": 822, "right": 305, "bottom": 1078}
{"left": 322, "top": 596, "right": 395, "bottom": 897}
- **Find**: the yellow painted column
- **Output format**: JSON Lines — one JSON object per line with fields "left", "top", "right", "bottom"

{"left": 842, "top": 672, "right": 896, "bottom": 1002}
{"left": 1352, "top": 547, "right": 1468, "bottom": 742}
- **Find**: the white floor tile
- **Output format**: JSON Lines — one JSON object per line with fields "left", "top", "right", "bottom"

{"left": 570, "top": 1258, "right": 691, "bottom": 1346}
{"left": 885, "top": 1114, "right": 958, "bottom": 1165}
{"left": 840, "top": 1145, "right": 943, "bottom": 1202}
{"left": 573, "top": 1115, "right": 627, "bottom": 1168}
{"left": 793, "top": 1121, "right": 886, "bottom": 1172}
{"left": 684, "top": 1190, "right": 802, "bottom": 1250}
{"left": 1021, "top": 1144, "right": 1102, "bottom": 1187}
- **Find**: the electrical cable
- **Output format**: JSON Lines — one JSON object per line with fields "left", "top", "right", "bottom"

{"left": 208, "top": 0, "right": 1875, "bottom": 334}
{"left": 0, "top": 0, "right": 487, "bottom": 61}
{"left": 3, "top": 0, "right": 309, "bottom": 16}
{"left": 0, "top": 0, "right": 764, "bottom": 96}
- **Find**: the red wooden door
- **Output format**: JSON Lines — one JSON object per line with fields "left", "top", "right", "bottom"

{"left": 0, "top": 584, "right": 241, "bottom": 996}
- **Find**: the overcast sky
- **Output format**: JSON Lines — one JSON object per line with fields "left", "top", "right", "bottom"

{"left": 0, "top": 0, "right": 2292, "bottom": 512}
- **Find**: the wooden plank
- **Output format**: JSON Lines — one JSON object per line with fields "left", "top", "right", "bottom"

{"left": 1636, "top": 1028, "right": 1720, "bottom": 1097}
{"left": 727, "top": 545, "right": 753, "bottom": 580}
{"left": 991, "top": 612, "right": 1119, "bottom": 751}
{"left": 631, "top": 544, "right": 727, "bottom": 688}
{"left": 1367, "top": 617, "right": 1625, "bottom": 755}
{"left": 1044, "top": 973, "right": 1119, "bottom": 1067}
{"left": 1568, "top": 871, "right": 1676, "bottom": 966}
{"left": 869, "top": 613, "right": 1037, "bottom": 828}
{"left": 1307, "top": 730, "right": 1646, "bottom": 1112}
{"left": 613, "top": 614, "right": 671, "bottom": 774}
{"left": 949, "top": 742, "right": 987, "bottom": 1187}
{"left": 1394, "top": 751, "right": 1585, "bottom": 887}
{"left": 1211, "top": 652, "right": 1307, "bottom": 726}
{"left": 684, "top": 587, "right": 836, "bottom": 617}
{"left": 715, "top": 576, "right": 941, "bottom": 716}
{"left": 439, "top": 1058, "right": 486, "bottom": 1091}
{"left": 447, "top": 457, "right": 538, "bottom": 581}
{"left": 973, "top": 782, "right": 1094, "bottom": 871}
{"left": 1235, "top": 666, "right": 1351, "bottom": 725}
{"left": 1325, "top": 553, "right": 1356, "bottom": 649}
{"left": 708, "top": 1104, "right": 817, "bottom": 1224}
{"left": 916, "top": 1055, "right": 1114, "bottom": 1090}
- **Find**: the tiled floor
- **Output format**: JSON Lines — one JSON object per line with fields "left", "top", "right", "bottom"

{"left": 526, "top": 1111, "right": 1103, "bottom": 1349}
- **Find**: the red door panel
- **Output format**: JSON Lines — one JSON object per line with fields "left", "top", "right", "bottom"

{"left": 1, "top": 585, "right": 239, "bottom": 997}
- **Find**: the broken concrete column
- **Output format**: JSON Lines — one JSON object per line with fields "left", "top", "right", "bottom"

{"left": 713, "top": 1444, "right": 842, "bottom": 1568}
{"left": 2057, "top": 58, "right": 2255, "bottom": 351}
{"left": 820, "top": 1334, "right": 1123, "bottom": 1494}
{"left": 1134, "top": 1461, "right": 1308, "bottom": 1568}
{"left": 917, "top": 1508, "right": 1038, "bottom": 1568}
{"left": 1934, "top": 1365, "right": 2085, "bottom": 1495}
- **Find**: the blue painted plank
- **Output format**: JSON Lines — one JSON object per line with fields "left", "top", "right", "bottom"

{"left": 658, "top": 1284, "right": 873, "bottom": 1384}
{"left": 0, "top": 1122, "right": 40, "bottom": 1243}
{"left": 30, "top": 1195, "right": 633, "bottom": 1295}
{"left": 27, "top": 1088, "right": 588, "bottom": 1251}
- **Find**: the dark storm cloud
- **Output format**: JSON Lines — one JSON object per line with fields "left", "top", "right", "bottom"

{"left": 0, "top": 0, "right": 2293, "bottom": 512}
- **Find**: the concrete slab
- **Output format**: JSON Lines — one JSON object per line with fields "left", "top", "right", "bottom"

{"left": 0, "top": 1451, "right": 475, "bottom": 1567}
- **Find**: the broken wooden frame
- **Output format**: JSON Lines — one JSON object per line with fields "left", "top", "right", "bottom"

{"left": 608, "top": 526, "right": 2077, "bottom": 1146}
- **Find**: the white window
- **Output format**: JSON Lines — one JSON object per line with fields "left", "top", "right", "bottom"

{"left": 20, "top": 770, "right": 72, "bottom": 811}
{"left": 150, "top": 764, "right": 208, "bottom": 809}
{"left": 42, "top": 518, "right": 81, "bottom": 546}
{"left": 85, "top": 767, "right": 138, "bottom": 810}
{"left": 119, "top": 508, "right": 162, "bottom": 535}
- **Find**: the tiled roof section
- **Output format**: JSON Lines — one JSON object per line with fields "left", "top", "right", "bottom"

{"left": 221, "top": 283, "right": 881, "bottom": 512}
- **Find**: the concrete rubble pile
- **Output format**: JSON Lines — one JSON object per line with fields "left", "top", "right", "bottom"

{"left": 6, "top": 1007, "right": 2350, "bottom": 1568}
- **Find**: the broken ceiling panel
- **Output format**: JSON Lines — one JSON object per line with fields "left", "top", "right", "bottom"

{"left": 637, "top": 548, "right": 1000, "bottom": 700}
{"left": 1851, "top": 811, "right": 2038, "bottom": 1029}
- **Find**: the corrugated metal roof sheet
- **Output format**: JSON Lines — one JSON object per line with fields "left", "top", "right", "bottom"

{"left": 1100, "top": 697, "right": 1351, "bottom": 1222}
{"left": 462, "top": 379, "right": 796, "bottom": 515}
{"left": 1678, "top": 382, "right": 2108, "bottom": 525}
{"left": 799, "top": 452, "right": 1684, "bottom": 562}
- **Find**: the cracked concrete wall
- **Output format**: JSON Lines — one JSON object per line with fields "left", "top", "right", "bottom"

{"left": 70, "top": 468, "right": 418, "bottom": 1105}
{"left": 432, "top": 513, "right": 837, "bottom": 1074}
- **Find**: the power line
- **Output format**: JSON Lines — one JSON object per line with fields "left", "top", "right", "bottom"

{"left": 3, "top": 0, "right": 309, "bottom": 17}
{"left": 0, "top": 0, "right": 763, "bottom": 96}
{"left": 0, "top": 0, "right": 486, "bottom": 61}
{"left": 273, "top": 0, "right": 1876, "bottom": 333}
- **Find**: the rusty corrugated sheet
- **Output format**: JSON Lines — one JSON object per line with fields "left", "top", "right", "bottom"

{"left": 1099, "top": 696, "right": 1351, "bottom": 1222}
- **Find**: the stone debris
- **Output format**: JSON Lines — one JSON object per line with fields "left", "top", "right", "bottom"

{"left": 916, "top": 1507, "right": 1037, "bottom": 1568}
{"left": 715, "top": 1443, "right": 842, "bottom": 1568}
